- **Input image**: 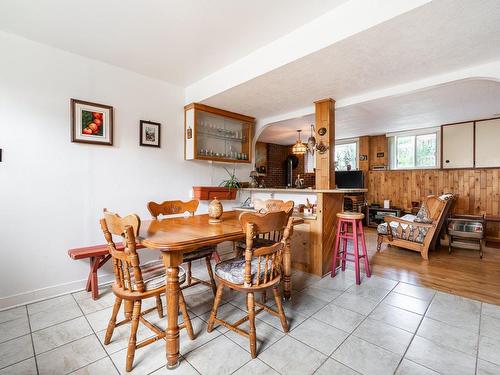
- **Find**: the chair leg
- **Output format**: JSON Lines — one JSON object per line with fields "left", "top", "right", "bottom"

{"left": 205, "top": 256, "right": 217, "bottom": 296}
{"left": 352, "top": 220, "right": 360, "bottom": 285}
{"left": 330, "top": 218, "right": 342, "bottom": 277}
{"left": 156, "top": 295, "right": 163, "bottom": 318}
{"left": 341, "top": 222, "right": 348, "bottom": 271}
{"left": 247, "top": 292, "right": 257, "bottom": 359}
{"left": 261, "top": 290, "right": 267, "bottom": 304}
{"left": 377, "top": 234, "right": 383, "bottom": 252}
{"left": 272, "top": 285, "right": 289, "bottom": 333}
{"left": 358, "top": 220, "right": 371, "bottom": 278}
{"left": 179, "top": 291, "right": 194, "bottom": 340}
{"left": 186, "top": 261, "right": 192, "bottom": 286}
{"left": 125, "top": 300, "right": 141, "bottom": 372}
{"left": 207, "top": 283, "right": 225, "bottom": 333}
{"left": 212, "top": 250, "right": 221, "bottom": 264}
{"left": 104, "top": 296, "right": 122, "bottom": 345}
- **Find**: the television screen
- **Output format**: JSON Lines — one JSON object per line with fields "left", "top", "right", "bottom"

{"left": 335, "top": 170, "right": 364, "bottom": 189}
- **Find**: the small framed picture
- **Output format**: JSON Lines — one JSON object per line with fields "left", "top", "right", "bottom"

{"left": 71, "top": 99, "right": 113, "bottom": 145}
{"left": 140, "top": 120, "right": 161, "bottom": 148}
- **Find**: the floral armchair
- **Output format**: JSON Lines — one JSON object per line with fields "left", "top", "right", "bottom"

{"left": 376, "top": 194, "right": 455, "bottom": 260}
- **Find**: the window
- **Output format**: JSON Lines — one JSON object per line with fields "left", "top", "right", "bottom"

{"left": 389, "top": 128, "right": 440, "bottom": 170}
{"left": 335, "top": 140, "right": 357, "bottom": 171}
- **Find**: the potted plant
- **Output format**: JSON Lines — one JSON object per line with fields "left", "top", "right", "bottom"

{"left": 219, "top": 167, "right": 240, "bottom": 194}
{"left": 192, "top": 168, "right": 240, "bottom": 200}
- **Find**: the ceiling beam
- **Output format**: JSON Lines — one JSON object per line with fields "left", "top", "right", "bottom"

{"left": 185, "top": 0, "right": 431, "bottom": 104}
{"left": 253, "top": 60, "right": 500, "bottom": 142}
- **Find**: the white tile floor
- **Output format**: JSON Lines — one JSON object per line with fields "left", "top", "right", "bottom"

{"left": 1, "top": 262, "right": 500, "bottom": 375}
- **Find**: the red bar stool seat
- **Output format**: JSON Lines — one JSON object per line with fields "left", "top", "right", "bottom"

{"left": 331, "top": 212, "right": 371, "bottom": 285}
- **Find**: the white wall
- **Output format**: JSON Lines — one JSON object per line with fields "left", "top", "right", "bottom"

{"left": 0, "top": 32, "right": 251, "bottom": 309}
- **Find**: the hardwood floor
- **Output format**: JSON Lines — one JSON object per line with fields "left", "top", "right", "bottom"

{"left": 363, "top": 228, "right": 500, "bottom": 305}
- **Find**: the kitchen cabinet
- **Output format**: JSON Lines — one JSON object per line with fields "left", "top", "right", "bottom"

{"left": 475, "top": 118, "right": 500, "bottom": 168}
{"left": 442, "top": 122, "right": 474, "bottom": 168}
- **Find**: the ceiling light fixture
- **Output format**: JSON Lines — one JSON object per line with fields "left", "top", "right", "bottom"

{"left": 292, "top": 130, "right": 307, "bottom": 155}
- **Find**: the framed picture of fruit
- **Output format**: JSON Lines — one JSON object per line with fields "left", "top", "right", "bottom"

{"left": 140, "top": 120, "right": 161, "bottom": 148}
{"left": 70, "top": 99, "right": 113, "bottom": 145}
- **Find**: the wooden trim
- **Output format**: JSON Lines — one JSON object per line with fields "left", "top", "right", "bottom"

{"left": 313, "top": 98, "right": 334, "bottom": 104}
{"left": 184, "top": 103, "right": 255, "bottom": 122}
{"left": 473, "top": 121, "right": 476, "bottom": 168}
{"left": 184, "top": 108, "right": 187, "bottom": 160}
{"left": 196, "top": 156, "right": 252, "bottom": 164}
{"left": 440, "top": 124, "right": 444, "bottom": 169}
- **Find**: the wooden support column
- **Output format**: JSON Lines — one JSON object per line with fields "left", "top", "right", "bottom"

{"left": 314, "top": 99, "right": 335, "bottom": 189}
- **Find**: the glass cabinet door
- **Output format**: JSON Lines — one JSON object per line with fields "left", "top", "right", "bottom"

{"left": 196, "top": 110, "right": 251, "bottom": 162}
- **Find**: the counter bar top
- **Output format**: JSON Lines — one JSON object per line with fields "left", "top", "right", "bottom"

{"left": 241, "top": 187, "right": 367, "bottom": 194}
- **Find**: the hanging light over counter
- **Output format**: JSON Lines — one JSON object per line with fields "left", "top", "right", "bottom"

{"left": 292, "top": 130, "right": 307, "bottom": 155}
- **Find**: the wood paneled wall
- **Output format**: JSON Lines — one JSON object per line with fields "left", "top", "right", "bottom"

{"left": 367, "top": 169, "right": 500, "bottom": 236}
{"left": 369, "top": 135, "right": 388, "bottom": 169}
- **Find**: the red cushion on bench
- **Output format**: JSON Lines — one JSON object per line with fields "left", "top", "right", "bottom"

{"left": 68, "top": 243, "right": 145, "bottom": 259}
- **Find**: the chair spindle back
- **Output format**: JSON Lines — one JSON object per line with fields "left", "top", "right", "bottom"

{"left": 252, "top": 199, "right": 294, "bottom": 243}
{"left": 239, "top": 211, "right": 293, "bottom": 287}
{"left": 100, "top": 209, "right": 144, "bottom": 293}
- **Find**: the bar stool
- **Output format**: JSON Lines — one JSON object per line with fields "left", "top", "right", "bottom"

{"left": 331, "top": 212, "right": 371, "bottom": 285}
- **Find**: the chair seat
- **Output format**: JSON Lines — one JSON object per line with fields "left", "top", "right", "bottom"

{"left": 337, "top": 212, "right": 365, "bottom": 220}
{"left": 377, "top": 214, "right": 428, "bottom": 244}
{"left": 183, "top": 245, "right": 216, "bottom": 262}
{"left": 215, "top": 257, "right": 273, "bottom": 285}
{"left": 127, "top": 260, "right": 186, "bottom": 291}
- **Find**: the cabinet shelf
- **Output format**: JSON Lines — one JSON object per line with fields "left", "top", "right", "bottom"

{"left": 197, "top": 131, "right": 246, "bottom": 143}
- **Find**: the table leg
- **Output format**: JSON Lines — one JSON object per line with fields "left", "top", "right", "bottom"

{"left": 161, "top": 252, "right": 183, "bottom": 370}
{"left": 283, "top": 239, "right": 292, "bottom": 300}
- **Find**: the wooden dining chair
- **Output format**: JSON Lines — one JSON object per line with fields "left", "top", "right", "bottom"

{"left": 100, "top": 209, "right": 194, "bottom": 372}
{"left": 147, "top": 199, "right": 219, "bottom": 295}
{"left": 207, "top": 211, "right": 293, "bottom": 358}
{"left": 253, "top": 199, "right": 294, "bottom": 214}
{"left": 235, "top": 199, "right": 294, "bottom": 256}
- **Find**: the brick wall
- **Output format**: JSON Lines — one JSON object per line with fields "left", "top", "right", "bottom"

{"left": 260, "top": 143, "right": 315, "bottom": 188}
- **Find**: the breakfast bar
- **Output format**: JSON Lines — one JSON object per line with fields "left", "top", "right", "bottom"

{"left": 237, "top": 187, "right": 367, "bottom": 276}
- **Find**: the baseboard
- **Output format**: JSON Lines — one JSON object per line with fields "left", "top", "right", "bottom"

{"left": 0, "top": 274, "right": 115, "bottom": 311}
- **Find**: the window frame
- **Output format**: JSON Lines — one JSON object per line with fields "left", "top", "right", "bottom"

{"left": 334, "top": 138, "right": 359, "bottom": 171}
{"left": 388, "top": 127, "right": 441, "bottom": 170}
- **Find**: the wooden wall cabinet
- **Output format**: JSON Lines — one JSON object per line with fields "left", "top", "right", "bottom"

{"left": 184, "top": 103, "right": 254, "bottom": 163}
{"left": 442, "top": 122, "right": 474, "bottom": 168}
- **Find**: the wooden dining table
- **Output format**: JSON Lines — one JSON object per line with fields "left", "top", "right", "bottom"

{"left": 137, "top": 210, "right": 302, "bottom": 369}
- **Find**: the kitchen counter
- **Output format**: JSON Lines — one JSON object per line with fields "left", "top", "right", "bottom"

{"left": 233, "top": 206, "right": 317, "bottom": 220}
{"left": 241, "top": 187, "right": 367, "bottom": 193}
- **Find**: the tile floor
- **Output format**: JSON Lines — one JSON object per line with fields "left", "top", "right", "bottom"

{"left": 1, "top": 261, "right": 500, "bottom": 375}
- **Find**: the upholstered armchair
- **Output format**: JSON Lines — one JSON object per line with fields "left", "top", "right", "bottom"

{"left": 377, "top": 194, "right": 455, "bottom": 260}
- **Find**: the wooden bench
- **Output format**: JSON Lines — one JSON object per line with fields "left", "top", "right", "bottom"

{"left": 68, "top": 243, "right": 144, "bottom": 300}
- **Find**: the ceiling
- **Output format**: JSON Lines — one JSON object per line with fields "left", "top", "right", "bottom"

{"left": 258, "top": 79, "right": 500, "bottom": 145}
{"left": 202, "top": 0, "right": 500, "bottom": 119}
{"left": 0, "top": 0, "right": 346, "bottom": 86}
